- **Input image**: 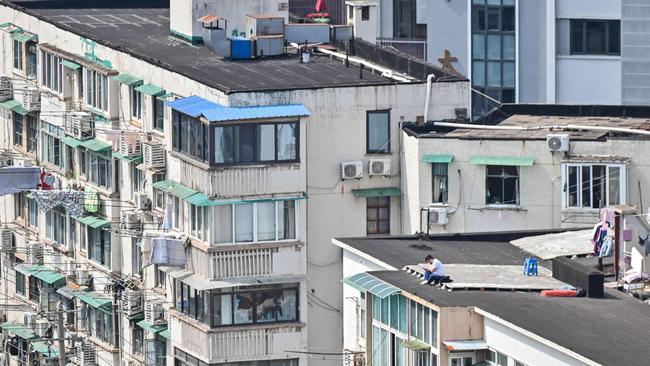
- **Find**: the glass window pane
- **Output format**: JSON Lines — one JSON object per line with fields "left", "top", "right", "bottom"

{"left": 472, "top": 61, "right": 485, "bottom": 87}
{"left": 278, "top": 200, "right": 296, "bottom": 240}
{"left": 277, "top": 123, "right": 297, "bottom": 160}
{"left": 570, "top": 20, "right": 584, "bottom": 54}
{"left": 256, "top": 290, "right": 281, "bottom": 322}
{"left": 502, "top": 7, "right": 515, "bottom": 31}
{"left": 234, "top": 204, "right": 253, "bottom": 242}
{"left": 581, "top": 166, "right": 592, "bottom": 208}
{"left": 278, "top": 289, "right": 298, "bottom": 321}
{"left": 238, "top": 124, "right": 255, "bottom": 163}
{"left": 586, "top": 21, "right": 606, "bottom": 54}
{"left": 487, "top": 34, "right": 501, "bottom": 60}
{"left": 608, "top": 21, "right": 620, "bottom": 54}
{"left": 473, "top": 34, "right": 486, "bottom": 59}
{"left": 568, "top": 166, "right": 578, "bottom": 207}
{"left": 503, "top": 35, "right": 515, "bottom": 60}
{"left": 592, "top": 165, "right": 606, "bottom": 208}
{"left": 608, "top": 166, "right": 621, "bottom": 206}
{"left": 487, "top": 61, "right": 501, "bottom": 87}
{"left": 256, "top": 201, "right": 276, "bottom": 241}
{"left": 256, "top": 124, "right": 275, "bottom": 161}
{"left": 487, "top": 8, "right": 499, "bottom": 30}
{"left": 214, "top": 126, "right": 235, "bottom": 164}
{"left": 487, "top": 0, "right": 500, "bottom": 4}
{"left": 234, "top": 293, "right": 254, "bottom": 324}
{"left": 368, "top": 112, "right": 390, "bottom": 153}
{"left": 503, "top": 62, "right": 515, "bottom": 87}
{"left": 214, "top": 205, "right": 233, "bottom": 243}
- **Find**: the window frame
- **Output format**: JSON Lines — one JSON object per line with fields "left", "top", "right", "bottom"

{"left": 13, "top": 38, "right": 23, "bottom": 71}
{"left": 432, "top": 163, "right": 449, "bottom": 204}
{"left": 40, "top": 50, "right": 63, "bottom": 93}
{"left": 131, "top": 86, "right": 143, "bottom": 120}
{"left": 562, "top": 162, "right": 626, "bottom": 209}
{"left": 87, "top": 150, "right": 114, "bottom": 190}
{"left": 570, "top": 19, "right": 621, "bottom": 56}
{"left": 87, "top": 225, "right": 111, "bottom": 268}
{"left": 45, "top": 206, "right": 67, "bottom": 246}
{"left": 366, "top": 110, "right": 391, "bottom": 154}
{"left": 153, "top": 97, "right": 164, "bottom": 131}
{"left": 40, "top": 121, "right": 64, "bottom": 168}
{"left": 13, "top": 112, "right": 24, "bottom": 147}
{"left": 485, "top": 165, "right": 520, "bottom": 206}
{"left": 366, "top": 196, "right": 390, "bottom": 235}
{"left": 83, "top": 68, "right": 109, "bottom": 112}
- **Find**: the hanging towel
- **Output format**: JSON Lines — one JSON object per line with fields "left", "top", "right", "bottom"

{"left": 148, "top": 237, "right": 186, "bottom": 267}
{"left": 32, "top": 190, "right": 85, "bottom": 218}
{"left": 161, "top": 199, "right": 173, "bottom": 231}
{"left": 84, "top": 187, "right": 100, "bottom": 213}
{"left": 0, "top": 166, "right": 39, "bottom": 196}
{"left": 599, "top": 235, "right": 614, "bottom": 258}
{"left": 600, "top": 207, "right": 615, "bottom": 224}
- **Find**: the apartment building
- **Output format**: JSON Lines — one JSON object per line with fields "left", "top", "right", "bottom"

{"left": 0, "top": 0, "right": 470, "bottom": 365}
{"left": 402, "top": 104, "right": 650, "bottom": 236}
{"left": 334, "top": 233, "right": 650, "bottom": 366}
{"left": 347, "top": 0, "right": 650, "bottom": 117}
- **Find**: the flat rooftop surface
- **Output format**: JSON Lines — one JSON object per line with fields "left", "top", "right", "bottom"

{"left": 510, "top": 229, "right": 594, "bottom": 260}
{"left": 372, "top": 270, "right": 650, "bottom": 366}
{"left": 404, "top": 264, "right": 565, "bottom": 291}
{"left": 6, "top": 4, "right": 400, "bottom": 93}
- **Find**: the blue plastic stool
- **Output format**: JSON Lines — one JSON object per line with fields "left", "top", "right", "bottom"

{"left": 523, "top": 257, "right": 538, "bottom": 276}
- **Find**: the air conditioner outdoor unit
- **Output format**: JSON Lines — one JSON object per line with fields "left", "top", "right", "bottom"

{"left": 134, "top": 192, "right": 150, "bottom": 210}
{"left": 369, "top": 158, "right": 391, "bottom": 176}
{"left": 0, "top": 76, "right": 12, "bottom": 102}
{"left": 121, "top": 288, "right": 143, "bottom": 314}
{"left": 76, "top": 268, "right": 91, "bottom": 286}
{"left": 142, "top": 141, "right": 166, "bottom": 169}
{"left": 0, "top": 230, "right": 14, "bottom": 252}
{"left": 26, "top": 241, "right": 44, "bottom": 265}
{"left": 547, "top": 134, "right": 570, "bottom": 152}
{"left": 341, "top": 161, "right": 363, "bottom": 180}
{"left": 32, "top": 319, "right": 49, "bottom": 337}
{"left": 75, "top": 339, "right": 97, "bottom": 366}
{"left": 22, "top": 86, "right": 40, "bottom": 111}
{"left": 64, "top": 112, "right": 94, "bottom": 140}
{"left": 119, "top": 134, "right": 142, "bottom": 157}
{"left": 120, "top": 210, "right": 143, "bottom": 231}
{"left": 428, "top": 205, "right": 448, "bottom": 226}
{"left": 144, "top": 301, "right": 165, "bottom": 325}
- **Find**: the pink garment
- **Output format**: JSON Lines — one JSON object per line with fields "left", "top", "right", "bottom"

{"left": 600, "top": 207, "right": 614, "bottom": 223}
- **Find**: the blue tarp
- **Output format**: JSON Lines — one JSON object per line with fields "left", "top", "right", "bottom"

{"left": 166, "top": 95, "right": 310, "bottom": 122}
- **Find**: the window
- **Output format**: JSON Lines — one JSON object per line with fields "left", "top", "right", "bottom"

{"left": 190, "top": 204, "right": 209, "bottom": 240}
{"left": 14, "top": 193, "right": 25, "bottom": 220}
{"left": 88, "top": 226, "right": 111, "bottom": 268}
{"left": 155, "top": 265, "right": 166, "bottom": 289}
{"left": 472, "top": 0, "right": 516, "bottom": 119}
{"left": 28, "top": 276, "right": 40, "bottom": 303}
{"left": 361, "top": 6, "right": 370, "bottom": 21}
{"left": 84, "top": 68, "right": 108, "bottom": 111}
{"left": 216, "top": 200, "right": 297, "bottom": 244}
{"left": 27, "top": 115, "right": 37, "bottom": 153}
{"left": 41, "top": 51, "right": 63, "bottom": 93}
{"left": 153, "top": 97, "right": 164, "bottom": 131}
{"left": 15, "top": 259, "right": 25, "bottom": 296}
{"left": 486, "top": 165, "right": 519, "bottom": 205}
{"left": 570, "top": 19, "right": 620, "bottom": 55}
{"left": 367, "top": 110, "right": 390, "bottom": 153}
{"left": 432, "top": 163, "right": 448, "bottom": 203}
{"left": 27, "top": 197, "right": 38, "bottom": 228}
{"left": 563, "top": 163, "right": 625, "bottom": 209}
{"left": 174, "top": 113, "right": 299, "bottom": 165}
{"left": 45, "top": 206, "right": 66, "bottom": 246}
{"left": 131, "top": 164, "right": 144, "bottom": 199}
{"left": 13, "top": 113, "right": 23, "bottom": 147}
{"left": 13, "top": 39, "right": 22, "bottom": 70}
{"left": 84, "top": 307, "right": 114, "bottom": 345}
{"left": 88, "top": 151, "right": 113, "bottom": 190}
{"left": 41, "top": 122, "right": 64, "bottom": 168}
{"left": 393, "top": 0, "right": 416, "bottom": 37}
{"left": 173, "top": 196, "right": 183, "bottom": 230}
{"left": 79, "top": 148, "right": 87, "bottom": 176}
{"left": 152, "top": 173, "right": 165, "bottom": 210}
{"left": 132, "top": 326, "right": 144, "bottom": 355}
{"left": 131, "top": 87, "right": 142, "bottom": 120}
{"left": 132, "top": 240, "right": 142, "bottom": 277}
{"left": 175, "top": 281, "right": 299, "bottom": 327}
{"left": 367, "top": 196, "right": 390, "bottom": 234}
{"left": 27, "top": 44, "right": 36, "bottom": 79}
{"left": 358, "top": 292, "right": 366, "bottom": 341}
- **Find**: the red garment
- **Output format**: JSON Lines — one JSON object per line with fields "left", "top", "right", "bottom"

{"left": 315, "top": 0, "right": 325, "bottom": 12}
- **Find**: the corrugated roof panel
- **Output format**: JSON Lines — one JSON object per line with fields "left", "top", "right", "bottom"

{"left": 201, "top": 104, "right": 311, "bottom": 122}
{"left": 198, "top": 14, "right": 221, "bottom": 24}
{"left": 112, "top": 73, "right": 143, "bottom": 86}
{"left": 135, "top": 83, "right": 164, "bottom": 96}
{"left": 166, "top": 95, "right": 221, "bottom": 118}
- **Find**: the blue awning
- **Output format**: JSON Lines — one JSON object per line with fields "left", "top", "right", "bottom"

{"left": 167, "top": 95, "right": 310, "bottom": 122}
{"left": 342, "top": 273, "right": 401, "bottom": 298}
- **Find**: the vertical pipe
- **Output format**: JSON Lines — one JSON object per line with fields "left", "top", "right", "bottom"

{"left": 56, "top": 301, "right": 67, "bottom": 366}
{"left": 615, "top": 213, "right": 621, "bottom": 281}
{"left": 423, "top": 74, "right": 435, "bottom": 124}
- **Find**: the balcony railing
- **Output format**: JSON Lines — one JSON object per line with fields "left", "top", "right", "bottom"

{"left": 376, "top": 37, "right": 427, "bottom": 61}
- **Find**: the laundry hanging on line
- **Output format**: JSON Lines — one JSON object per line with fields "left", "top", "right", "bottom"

{"left": 31, "top": 190, "right": 86, "bottom": 218}
{"left": 0, "top": 166, "right": 39, "bottom": 196}
{"left": 143, "top": 236, "right": 187, "bottom": 267}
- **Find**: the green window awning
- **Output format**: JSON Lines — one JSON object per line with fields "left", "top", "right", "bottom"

{"left": 61, "top": 136, "right": 84, "bottom": 148}
{"left": 184, "top": 192, "right": 212, "bottom": 206}
{"left": 12, "top": 105, "right": 28, "bottom": 116}
{"left": 185, "top": 192, "right": 308, "bottom": 207}
{"left": 0, "top": 99, "right": 21, "bottom": 111}
{"left": 74, "top": 290, "right": 113, "bottom": 311}
{"left": 113, "top": 151, "right": 143, "bottom": 164}
{"left": 22, "top": 265, "right": 65, "bottom": 286}
{"left": 159, "top": 329, "right": 171, "bottom": 340}
{"left": 401, "top": 339, "right": 430, "bottom": 351}
{"left": 32, "top": 341, "right": 59, "bottom": 357}
{"left": 422, "top": 154, "right": 453, "bottom": 164}
{"left": 76, "top": 215, "right": 111, "bottom": 229}
{"left": 135, "top": 83, "right": 164, "bottom": 96}
{"left": 342, "top": 273, "right": 401, "bottom": 299}
{"left": 80, "top": 138, "right": 112, "bottom": 152}
{"left": 152, "top": 179, "right": 197, "bottom": 199}
{"left": 136, "top": 320, "right": 167, "bottom": 334}
{"left": 61, "top": 60, "right": 81, "bottom": 70}
{"left": 12, "top": 31, "right": 37, "bottom": 43}
{"left": 0, "top": 322, "right": 37, "bottom": 340}
{"left": 352, "top": 187, "right": 401, "bottom": 198}
{"left": 112, "top": 73, "right": 143, "bottom": 86}
{"left": 156, "top": 92, "right": 174, "bottom": 101}
{"left": 469, "top": 156, "right": 535, "bottom": 166}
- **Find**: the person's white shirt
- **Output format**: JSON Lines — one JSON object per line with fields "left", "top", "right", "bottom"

{"left": 432, "top": 258, "right": 445, "bottom": 276}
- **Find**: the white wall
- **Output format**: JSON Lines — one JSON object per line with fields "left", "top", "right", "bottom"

{"left": 484, "top": 317, "right": 593, "bottom": 366}
{"left": 556, "top": 0, "right": 621, "bottom": 19}
{"left": 557, "top": 57, "right": 622, "bottom": 104}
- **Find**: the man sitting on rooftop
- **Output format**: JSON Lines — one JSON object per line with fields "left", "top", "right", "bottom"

{"left": 420, "top": 254, "right": 445, "bottom": 285}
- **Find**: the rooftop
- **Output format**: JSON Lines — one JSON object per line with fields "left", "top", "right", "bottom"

{"left": 372, "top": 270, "right": 650, "bottom": 366}
{"left": 3, "top": 1, "right": 460, "bottom": 94}
{"left": 404, "top": 104, "right": 650, "bottom": 141}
